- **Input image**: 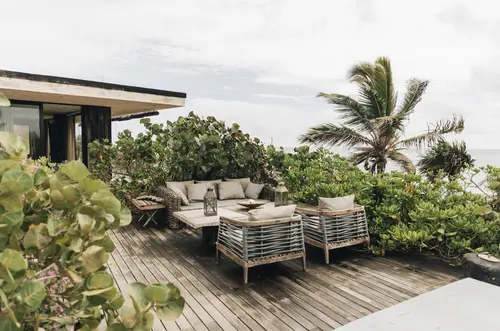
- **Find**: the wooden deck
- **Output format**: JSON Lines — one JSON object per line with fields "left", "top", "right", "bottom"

{"left": 108, "top": 224, "right": 462, "bottom": 331}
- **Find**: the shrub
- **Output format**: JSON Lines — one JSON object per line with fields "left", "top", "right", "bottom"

{"left": 418, "top": 141, "right": 474, "bottom": 180}
{"left": 0, "top": 132, "right": 183, "bottom": 331}
{"left": 166, "top": 112, "right": 269, "bottom": 181}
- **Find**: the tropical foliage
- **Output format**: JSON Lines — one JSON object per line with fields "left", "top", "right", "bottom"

{"left": 272, "top": 146, "right": 500, "bottom": 260}
{"left": 90, "top": 112, "right": 270, "bottom": 199}
{"left": 299, "top": 56, "right": 464, "bottom": 174}
{"left": 0, "top": 132, "right": 184, "bottom": 331}
{"left": 418, "top": 140, "right": 474, "bottom": 179}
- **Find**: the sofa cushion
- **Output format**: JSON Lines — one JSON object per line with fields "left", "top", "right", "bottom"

{"left": 196, "top": 179, "right": 223, "bottom": 197}
{"left": 168, "top": 186, "right": 189, "bottom": 206}
{"left": 319, "top": 195, "right": 354, "bottom": 211}
{"left": 249, "top": 204, "right": 296, "bottom": 221}
{"left": 166, "top": 180, "right": 194, "bottom": 198}
{"left": 186, "top": 183, "right": 209, "bottom": 202}
{"left": 218, "top": 182, "right": 245, "bottom": 200}
{"left": 245, "top": 182, "right": 265, "bottom": 199}
{"left": 226, "top": 177, "right": 251, "bottom": 191}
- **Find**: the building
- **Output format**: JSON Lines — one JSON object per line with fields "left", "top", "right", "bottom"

{"left": 0, "top": 70, "right": 186, "bottom": 164}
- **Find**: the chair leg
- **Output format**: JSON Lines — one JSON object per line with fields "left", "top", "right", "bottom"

{"left": 216, "top": 248, "right": 220, "bottom": 265}
{"left": 243, "top": 267, "right": 249, "bottom": 285}
{"left": 302, "top": 255, "right": 307, "bottom": 271}
{"left": 324, "top": 247, "right": 330, "bottom": 264}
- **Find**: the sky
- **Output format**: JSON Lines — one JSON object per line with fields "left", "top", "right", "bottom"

{"left": 1, "top": 0, "right": 499, "bottom": 150}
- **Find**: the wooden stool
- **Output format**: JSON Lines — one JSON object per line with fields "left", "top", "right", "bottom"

{"left": 131, "top": 196, "right": 165, "bottom": 227}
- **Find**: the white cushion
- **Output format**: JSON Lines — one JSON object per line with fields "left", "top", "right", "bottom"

{"left": 218, "top": 182, "right": 245, "bottom": 200}
{"left": 168, "top": 186, "right": 189, "bottom": 206}
{"left": 319, "top": 195, "right": 355, "bottom": 210}
{"left": 226, "top": 178, "right": 251, "bottom": 191}
{"left": 166, "top": 180, "right": 193, "bottom": 198}
{"left": 249, "top": 204, "right": 296, "bottom": 221}
{"left": 245, "top": 182, "right": 264, "bottom": 199}
{"left": 186, "top": 183, "right": 209, "bottom": 202}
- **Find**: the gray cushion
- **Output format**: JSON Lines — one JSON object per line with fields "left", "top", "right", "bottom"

{"left": 196, "top": 179, "right": 223, "bottom": 197}
{"left": 218, "top": 182, "right": 245, "bottom": 200}
{"left": 225, "top": 178, "right": 251, "bottom": 191}
{"left": 249, "top": 204, "right": 296, "bottom": 221}
{"left": 186, "top": 183, "right": 209, "bottom": 202}
{"left": 169, "top": 186, "right": 189, "bottom": 206}
{"left": 245, "top": 182, "right": 265, "bottom": 199}
{"left": 166, "top": 180, "right": 194, "bottom": 198}
{"left": 319, "top": 195, "right": 354, "bottom": 210}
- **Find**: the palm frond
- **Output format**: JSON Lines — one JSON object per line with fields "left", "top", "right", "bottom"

{"left": 396, "top": 78, "right": 429, "bottom": 117}
{"left": 373, "top": 57, "right": 396, "bottom": 117}
{"left": 298, "top": 123, "right": 372, "bottom": 147}
{"left": 348, "top": 62, "right": 385, "bottom": 118}
{"left": 388, "top": 150, "right": 416, "bottom": 173}
{"left": 316, "top": 93, "right": 373, "bottom": 131}
{"left": 397, "top": 115, "right": 465, "bottom": 148}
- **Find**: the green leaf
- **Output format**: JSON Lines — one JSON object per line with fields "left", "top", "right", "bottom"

{"left": 475, "top": 205, "right": 492, "bottom": 215}
{"left": 156, "top": 298, "right": 185, "bottom": 321}
{"left": 49, "top": 316, "right": 78, "bottom": 325}
{"left": 0, "top": 160, "right": 20, "bottom": 175}
{"left": 0, "top": 212, "right": 23, "bottom": 229}
{"left": 62, "top": 185, "right": 80, "bottom": 203}
{"left": 0, "top": 132, "right": 29, "bottom": 160}
{"left": 119, "top": 205, "right": 132, "bottom": 226}
{"left": 0, "top": 249, "right": 27, "bottom": 272}
{"left": 85, "top": 271, "right": 114, "bottom": 290}
{"left": 0, "top": 192, "right": 23, "bottom": 212}
{"left": 64, "top": 268, "right": 83, "bottom": 284}
{"left": 144, "top": 285, "right": 169, "bottom": 305}
{"left": 17, "top": 280, "right": 47, "bottom": 308}
{"left": 23, "top": 224, "right": 52, "bottom": 249}
{"left": 33, "top": 169, "right": 48, "bottom": 186}
{"left": 0, "top": 315, "right": 21, "bottom": 331}
{"left": 437, "top": 228, "right": 445, "bottom": 235}
{"left": 0, "top": 92, "right": 11, "bottom": 107}
{"left": 79, "top": 178, "right": 108, "bottom": 195}
{"left": 47, "top": 216, "right": 68, "bottom": 237}
{"left": 0, "top": 263, "right": 14, "bottom": 283}
{"left": 82, "top": 245, "right": 109, "bottom": 273}
{"left": 93, "top": 235, "right": 115, "bottom": 252}
{"left": 69, "top": 237, "right": 84, "bottom": 252}
{"left": 1, "top": 169, "right": 33, "bottom": 193}
{"left": 60, "top": 160, "right": 90, "bottom": 181}
{"left": 82, "top": 286, "right": 115, "bottom": 296}
{"left": 106, "top": 324, "right": 127, "bottom": 331}
{"left": 77, "top": 213, "right": 96, "bottom": 235}
{"left": 104, "top": 292, "right": 125, "bottom": 310}
{"left": 90, "top": 190, "right": 121, "bottom": 215}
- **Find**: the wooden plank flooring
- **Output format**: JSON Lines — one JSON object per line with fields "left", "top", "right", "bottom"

{"left": 108, "top": 224, "right": 461, "bottom": 331}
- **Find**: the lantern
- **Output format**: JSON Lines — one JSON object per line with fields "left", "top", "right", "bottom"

{"left": 274, "top": 182, "right": 289, "bottom": 207}
{"left": 203, "top": 186, "right": 218, "bottom": 216}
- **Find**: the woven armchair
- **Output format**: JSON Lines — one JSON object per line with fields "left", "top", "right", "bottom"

{"left": 296, "top": 204, "right": 370, "bottom": 264}
{"left": 157, "top": 184, "right": 275, "bottom": 229}
{"left": 216, "top": 215, "right": 306, "bottom": 284}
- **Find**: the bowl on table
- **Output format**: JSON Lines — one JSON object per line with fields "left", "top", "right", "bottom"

{"left": 237, "top": 200, "right": 267, "bottom": 210}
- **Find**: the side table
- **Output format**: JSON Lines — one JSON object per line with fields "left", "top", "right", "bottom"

{"left": 131, "top": 197, "right": 165, "bottom": 227}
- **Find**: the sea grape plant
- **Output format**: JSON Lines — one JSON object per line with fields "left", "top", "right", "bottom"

{"left": 0, "top": 132, "right": 184, "bottom": 331}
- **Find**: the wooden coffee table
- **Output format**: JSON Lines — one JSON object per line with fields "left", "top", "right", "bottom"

{"left": 173, "top": 208, "right": 249, "bottom": 248}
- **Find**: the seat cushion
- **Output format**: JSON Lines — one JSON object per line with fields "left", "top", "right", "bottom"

{"left": 249, "top": 204, "right": 296, "bottom": 221}
{"left": 319, "top": 195, "right": 354, "bottom": 210}
{"left": 218, "top": 182, "right": 245, "bottom": 200}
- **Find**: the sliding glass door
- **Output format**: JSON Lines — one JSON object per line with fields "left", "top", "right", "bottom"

{"left": 0, "top": 103, "right": 41, "bottom": 158}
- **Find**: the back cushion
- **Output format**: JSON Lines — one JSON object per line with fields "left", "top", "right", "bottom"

{"left": 319, "top": 195, "right": 355, "bottom": 210}
{"left": 186, "top": 183, "right": 209, "bottom": 202}
{"left": 225, "top": 177, "right": 251, "bottom": 191}
{"left": 166, "top": 180, "right": 194, "bottom": 197}
{"left": 218, "top": 182, "right": 245, "bottom": 200}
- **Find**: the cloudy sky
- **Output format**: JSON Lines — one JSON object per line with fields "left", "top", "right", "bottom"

{"left": 1, "top": 0, "right": 499, "bottom": 150}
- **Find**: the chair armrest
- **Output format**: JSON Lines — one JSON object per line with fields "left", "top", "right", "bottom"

{"left": 157, "top": 186, "right": 181, "bottom": 212}
{"left": 259, "top": 184, "right": 275, "bottom": 201}
{"left": 220, "top": 215, "right": 302, "bottom": 227}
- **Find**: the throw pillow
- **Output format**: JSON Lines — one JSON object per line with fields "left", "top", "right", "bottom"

{"left": 218, "top": 182, "right": 245, "bottom": 200}
{"left": 166, "top": 180, "right": 194, "bottom": 198}
{"left": 196, "top": 179, "right": 223, "bottom": 197}
{"left": 245, "top": 182, "right": 265, "bottom": 199}
{"left": 186, "top": 183, "right": 209, "bottom": 202}
{"left": 168, "top": 186, "right": 189, "bottom": 206}
{"left": 319, "top": 195, "right": 355, "bottom": 210}
{"left": 249, "top": 204, "right": 296, "bottom": 221}
{"left": 225, "top": 177, "right": 251, "bottom": 191}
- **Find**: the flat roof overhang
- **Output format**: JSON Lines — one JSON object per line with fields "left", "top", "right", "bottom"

{"left": 0, "top": 70, "right": 186, "bottom": 116}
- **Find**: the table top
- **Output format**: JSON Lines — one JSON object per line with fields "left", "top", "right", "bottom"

{"left": 335, "top": 278, "right": 500, "bottom": 331}
{"left": 132, "top": 198, "right": 165, "bottom": 211}
{"left": 173, "top": 208, "right": 249, "bottom": 229}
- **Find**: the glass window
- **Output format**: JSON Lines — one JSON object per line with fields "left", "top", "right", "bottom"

{"left": 0, "top": 104, "right": 40, "bottom": 157}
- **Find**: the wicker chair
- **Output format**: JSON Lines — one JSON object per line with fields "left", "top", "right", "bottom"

{"left": 157, "top": 184, "right": 275, "bottom": 229}
{"left": 296, "top": 204, "right": 370, "bottom": 264}
{"left": 216, "top": 215, "right": 306, "bottom": 284}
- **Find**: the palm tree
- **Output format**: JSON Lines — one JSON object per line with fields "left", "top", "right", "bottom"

{"left": 418, "top": 140, "right": 474, "bottom": 179}
{"left": 299, "top": 57, "right": 464, "bottom": 174}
